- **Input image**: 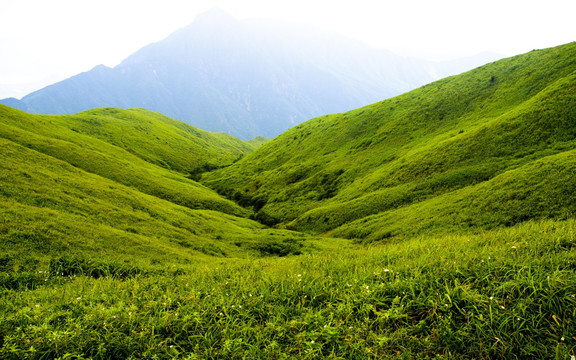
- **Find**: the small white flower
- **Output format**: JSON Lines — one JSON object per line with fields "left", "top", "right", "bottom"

{"left": 76, "top": 297, "right": 81, "bottom": 300}
{"left": 310, "top": 340, "right": 315, "bottom": 344}
{"left": 490, "top": 296, "right": 493, "bottom": 301}
{"left": 561, "top": 337, "right": 565, "bottom": 341}
{"left": 297, "top": 274, "right": 302, "bottom": 277}
{"left": 384, "top": 269, "right": 390, "bottom": 272}
{"left": 35, "top": 304, "right": 40, "bottom": 308}
{"left": 500, "top": 306, "right": 505, "bottom": 309}
{"left": 511, "top": 246, "right": 516, "bottom": 249}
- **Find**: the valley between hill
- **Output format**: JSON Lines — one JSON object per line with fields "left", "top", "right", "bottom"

{"left": 1, "top": 42, "right": 575, "bottom": 358}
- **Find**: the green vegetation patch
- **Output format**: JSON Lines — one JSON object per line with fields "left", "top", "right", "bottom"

{"left": 0, "top": 219, "right": 574, "bottom": 359}
{"left": 204, "top": 42, "right": 576, "bottom": 240}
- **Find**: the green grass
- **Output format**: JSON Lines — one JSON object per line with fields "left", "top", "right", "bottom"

{"left": 0, "top": 136, "right": 335, "bottom": 271}
{"left": 0, "top": 106, "right": 254, "bottom": 216}
{"left": 204, "top": 42, "right": 576, "bottom": 238}
{"left": 0, "top": 106, "right": 334, "bottom": 271}
{"left": 1, "top": 218, "right": 574, "bottom": 359}
{"left": 2, "top": 42, "right": 576, "bottom": 358}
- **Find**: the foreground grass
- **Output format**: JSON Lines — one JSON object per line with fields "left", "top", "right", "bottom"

{"left": 1, "top": 219, "right": 575, "bottom": 359}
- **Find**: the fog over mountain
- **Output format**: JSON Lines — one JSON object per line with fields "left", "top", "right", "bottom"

{"left": 1, "top": 8, "right": 501, "bottom": 139}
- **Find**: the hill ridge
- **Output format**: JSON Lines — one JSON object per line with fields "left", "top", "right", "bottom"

{"left": 203, "top": 41, "right": 576, "bottom": 239}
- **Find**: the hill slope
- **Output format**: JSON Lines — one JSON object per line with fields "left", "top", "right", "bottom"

{"left": 0, "top": 8, "right": 500, "bottom": 139}
{"left": 0, "top": 105, "right": 328, "bottom": 269}
{"left": 204, "top": 42, "right": 576, "bottom": 241}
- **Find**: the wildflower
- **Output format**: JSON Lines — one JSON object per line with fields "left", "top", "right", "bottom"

{"left": 76, "top": 297, "right": 81, "bottom": 300}
{"left": 366, "top": 286, "right": 369, "bottom": 289}
{"left": 489, "top": 296, "right": 493, "bottom": 300}
{"left": 500, "top": 306, "right": 505, "bottom": 309}
{"left": 35, "top": 304, "right": 40, "bottom": 308}
{"left": 511, "top": 246, "right": 516, "bottom": 249}
{"left": 297, "top": 274, "right": 302, "bottom": 277}
{"left": 310, "top": 340, "right": 315, "bottom": 344}
{"left": 384, "top": 269, "right": 390, "bottom": 272}
{"left": 561, "top": 337, "right": 565, "bottom": 341}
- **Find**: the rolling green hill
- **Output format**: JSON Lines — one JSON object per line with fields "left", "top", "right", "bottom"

{"left": 1, "top": 42, "right": 576, "bottom": 359}
{"left": 0, "top": 106, "right": 254, "bottom": 217}
{"left": 204, "top": 42, "right": 576, "bottom": 241}
{"left": 0, "top": 106, "right": 325, "bottom": 270}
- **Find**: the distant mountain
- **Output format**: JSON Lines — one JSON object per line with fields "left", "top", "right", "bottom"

{"left": 204, "top": 42, "right": 576, "bottom": 239}
{"left": 0, "top": 8, "right": 501, "bottom": 139}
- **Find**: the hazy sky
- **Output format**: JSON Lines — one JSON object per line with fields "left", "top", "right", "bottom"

{"left": 0, "top": 0, "right": 574, "bottom": 98}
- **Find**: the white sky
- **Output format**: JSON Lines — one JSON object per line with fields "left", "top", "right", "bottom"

{"left": 0, "top": 0, "right": 574, "bottom": 98}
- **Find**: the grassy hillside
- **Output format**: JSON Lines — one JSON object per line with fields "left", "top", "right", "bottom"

{"left": 204, "top": 42, "right": 576, "bottom": 239}
{"left": 0, "top": 106, "right": 253, "bottom": 216}
{"left": 0, "top": 106, "right": 335, "bottom": 272}
{"left": 1, "top": 218, "right": 574, "bottom": 358}
{"left": 2, "top": 42, "right": 576, "bottom": 359}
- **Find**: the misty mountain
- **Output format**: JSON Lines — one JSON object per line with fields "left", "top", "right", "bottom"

{"left": 1, "top": 8, "right": 501, "bottom": 139}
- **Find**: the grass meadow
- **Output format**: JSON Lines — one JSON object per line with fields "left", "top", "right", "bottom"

{"left": 1, "top": 218, "right": 575, "bottom": 359}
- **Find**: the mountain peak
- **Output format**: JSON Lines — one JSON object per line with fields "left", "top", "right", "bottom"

{"left": 193, "top": 7, "right": 238, "bottom": 26}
